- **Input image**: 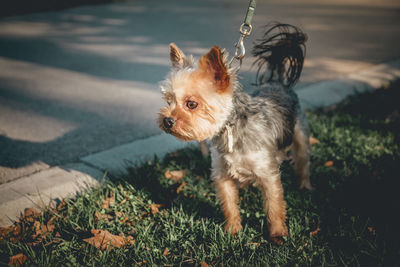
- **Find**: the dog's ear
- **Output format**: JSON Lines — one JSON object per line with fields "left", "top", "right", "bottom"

{"left": 199, "top": 46, "right": 230, "bottom": 93}
{"left": 170, "top": 43, "right": 186, "bottom": 69}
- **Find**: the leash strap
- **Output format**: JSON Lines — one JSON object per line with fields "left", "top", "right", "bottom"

{"left": 244, "top": 0, "right": 257, "bottom": 27}
{"left": 230, "top": 0, "right": 257, "bottom": 68}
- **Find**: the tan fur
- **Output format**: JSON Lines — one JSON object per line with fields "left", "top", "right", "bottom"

{"left": 215, "top": 177, "right": 242, "bottom": 234}
{"left": 293, "top": 123, "right": 313, "bottom": 190}
{"left": 259, "top": 175, "right": 288, "bottom": 237}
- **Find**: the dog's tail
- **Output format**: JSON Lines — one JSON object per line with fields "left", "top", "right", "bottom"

{"left": 252, "top": 23, "right": 307, "bottom": 88}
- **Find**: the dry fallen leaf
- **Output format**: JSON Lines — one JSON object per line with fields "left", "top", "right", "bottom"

{"left": 126, "top": 235, "right": 136, "bottom": 245}
{"left": 8, "top": 253, "right": 28, "bottom": 265}
{"left": 176, "top": 182, "right": 187, "bottom": 194}
{"left": 102, "top": 192, "right": 115, "bottom": 209}
{"left": 0, "top": 226, "right": 13, "bottom": 240}
{"left": 31, "top": 222, "right": 56, "bottom": 244}
{"left": 57, "top": 200, "right": 67, "bottom": 211}
{"left": 368, "top": 226, "right": 376, "bottom": 236}
{"left": 201, "top": 262, "right": 212, "bottom": 267}
{"left": 324, "top": 161, "right": 334, "bottom": 167}
{"left": 94, "top": 211, "right": 113, "bottom": 223}
{"left": 150, "top": 204, "right": 163, "bottom": 215}
{"left": 311, "top": 221, "right": 321, "bottom": 237}
{"left": 83, "top": 229, "right": 126, "bottom": 251}
{"left": 22, "top": 207, "right": 40, "bottom": 222}
{"left": 8, "top": 225, "right": 24, "bottom": 244}
{"left": 24, "top": 207, "right": 40, "bottom": 218}
{"left": 309, "top": 136, "right": 320, "bottom": 145}
{"left": 47, "top": 215, "right": 57, "bottom": 226}
{"left": 120, "top": 217, "right": 129, "bottom": 224}
{"left": 164, "top": 170, "right": 186, "bottom": 182}
{"left": 163, "top": 247, "right": 169, "bottom": 256}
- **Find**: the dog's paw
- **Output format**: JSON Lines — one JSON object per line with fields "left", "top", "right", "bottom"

{"left": 269, "top": 223, "right": 288, "bottom": 240}
{"left": 299, "top": 180, "right": 314, "bottom": 191}
{"left": 224, "top": 221, "right": 242, "bottom": 236}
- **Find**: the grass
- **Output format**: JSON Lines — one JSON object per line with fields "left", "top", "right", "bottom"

{"left": 1, "top": 84, "right": 399, "bottom": 266}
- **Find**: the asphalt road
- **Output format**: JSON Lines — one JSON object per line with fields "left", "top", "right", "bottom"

{"left": 1, "top": 0, "right": 399, "bottom": 183}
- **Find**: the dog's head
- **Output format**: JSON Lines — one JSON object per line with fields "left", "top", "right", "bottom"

{"left": 158, "top": 43, "right": 235, "bottom": 141}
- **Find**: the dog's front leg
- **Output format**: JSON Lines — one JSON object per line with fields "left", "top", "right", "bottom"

{"left": 258, "top": 171, "right": 288, "bottom": 239}
{"left": 215, "top": 176, "right": 242, "bottom": 235}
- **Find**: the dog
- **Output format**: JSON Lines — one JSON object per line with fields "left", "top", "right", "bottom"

{"left": 158, "top": 23, "right": 312, "bottom": 240}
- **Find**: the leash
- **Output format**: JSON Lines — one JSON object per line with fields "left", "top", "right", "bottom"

{"left": 229, "top": 0, "right": 257, "bottom": 69}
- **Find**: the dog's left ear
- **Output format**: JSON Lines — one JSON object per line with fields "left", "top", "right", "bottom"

{"left": 170, "top": 43, "right": 186, "bottom": 69}
{"left": 199, "top": 46, "right": 230, "bottom": 93}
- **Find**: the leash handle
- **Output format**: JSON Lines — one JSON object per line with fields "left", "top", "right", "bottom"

{"left": 230, "top": 0, "right": 257, "bottom": 68}
{"left": 244, "top": 0, "right": 257, "bottom": 28}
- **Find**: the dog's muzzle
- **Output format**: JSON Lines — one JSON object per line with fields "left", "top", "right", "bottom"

{"left": 163, "top": 117, "right": 175, "bottom": 129}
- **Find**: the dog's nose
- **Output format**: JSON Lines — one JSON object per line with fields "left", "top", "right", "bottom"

{"left": 163, "top": 117, "right": 175, "bottom": 129}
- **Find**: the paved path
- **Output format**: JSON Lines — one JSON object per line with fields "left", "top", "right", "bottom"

{"left": 0, "top": 0, "right": 400, "bottom": 225}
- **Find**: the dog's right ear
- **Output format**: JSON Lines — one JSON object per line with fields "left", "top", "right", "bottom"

{"left": 170, "top": 43, "right": 186, "bottom": 69}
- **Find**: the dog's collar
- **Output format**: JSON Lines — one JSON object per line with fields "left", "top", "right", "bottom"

{"left": 225, "top": 125, "right": 234, "bottom": 153}
{"left": 214, "top": 122, "right": 234, "bottom": 153}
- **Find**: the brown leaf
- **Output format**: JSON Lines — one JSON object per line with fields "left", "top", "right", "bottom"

{"left": 201, "top": 262, "right": 212, "bottom": 267}
{"left": 33, "top": 221, "right": 41, "bottom": 232}
{"left": 150, "top": 204, "right": 163, "bottom": 215}
{"left": 102, "top": 192, "right": 115, "bottom": 209}
{"left": 311, "top": 221, "right": 321, "bottom": 237}
{"left": 9, "top": 224, "right": 24, "bottom": 243}
{"left": 11, "top": 225, "right": 23, "bottom": 242}
{"left": 22, "top": 208, "right": 40, "bottom": 222}
{"left": 0, "top": 226, "right": 13, "bottom": 240}
{"left": 368, "top": 226, "right": 376, "bottom": 236}
{"left": 94, "top": 211, "right": 113, "bottom": 223}
{"left": 324, "top": 161, "right": 334, "bottom": 167}
{"left": 43, "top": 224, "right": 55, "bottom": 234}
{"left": 47, "top": 215, "right": 57, "bottom": 226}
{"left": 83, "top": 229, "right": 126, "bottom": 251}
{"left": 163, "top": 247, "right": 169, "bottom": 256}
{"left": 176, "top": 182, "right": 187, "bottom": 194}
{"left": 309, "top": 136, "right": 320, "bottom": 145}
{"left": 32, "top": 222, "right": 55, "bottom": 241}
{"left": 8, "top": 253, "right": 28, "bottom": 265}
{"left": 126, "top": 235, "right": 136, "bottom": 245}
{"left": 24, "top": 207, "right": 40, "bottom": 218}
{"left": 164, "top": 170, "right": 186, "bottom": 182}
{"left": 57, "top": 200, "right": 67, "bottom": 211}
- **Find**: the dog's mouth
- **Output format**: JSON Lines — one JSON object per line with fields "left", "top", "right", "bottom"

{"left": 159, "top": 123, "right": 195, "bottom": 142}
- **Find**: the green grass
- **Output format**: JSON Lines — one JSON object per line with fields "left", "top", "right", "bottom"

{"left": 1, "top": 85, "right": 400, "bottom": 266}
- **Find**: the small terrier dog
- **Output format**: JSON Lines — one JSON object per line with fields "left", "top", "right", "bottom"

{"left": 158, "top": 23, "right": 312, "bottom": 240}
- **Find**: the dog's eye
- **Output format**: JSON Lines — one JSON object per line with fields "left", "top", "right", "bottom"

{"left": 186, "top": 100, "right": 198, "bottom": 110}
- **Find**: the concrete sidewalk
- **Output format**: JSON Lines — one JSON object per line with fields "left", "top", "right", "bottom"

{"left": 1, "top": 0, "right": 400, "bottom": 226}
